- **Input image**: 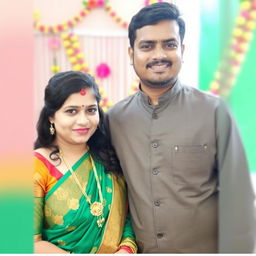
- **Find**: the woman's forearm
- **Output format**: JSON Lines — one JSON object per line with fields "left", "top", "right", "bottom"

{"left": 34, "top": 240, "right": 70, "bottom": 254}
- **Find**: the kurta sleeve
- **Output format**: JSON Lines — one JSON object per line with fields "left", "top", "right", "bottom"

{"left": 217, "top": 99, "right": 255, "bottom": 253}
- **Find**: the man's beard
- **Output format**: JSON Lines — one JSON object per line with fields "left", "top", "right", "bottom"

{"left": 140, "top": 77, "right": 176, "bottom": 89}
{"left": 134, "top": 59, "right": 177, "bottom": 88}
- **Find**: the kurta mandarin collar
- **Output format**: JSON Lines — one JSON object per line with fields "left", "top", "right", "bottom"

{"left": 138, "top": 79, "right": 182, "bottom": 112}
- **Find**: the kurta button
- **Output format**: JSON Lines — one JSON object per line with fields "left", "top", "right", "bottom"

{"left": 152, "top": 142, "right": 158, "bottom": 148}
{"left": 174, "top": 145, "right": 178, "bottom": 151}
{"left": 154, "top": 200, "right": 160, "bottom": 206}
{"left": 157, "top": 233, "right": 164, "bottom": 239}
{"left": 152, "top": 168, "right": 159, "bottom": 175}
{"left": 152, "top": 113, "right": 158, "bottom": 119}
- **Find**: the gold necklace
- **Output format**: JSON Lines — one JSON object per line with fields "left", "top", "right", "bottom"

{"left": 59, "top": 150, "right": 105, "bottom": 228}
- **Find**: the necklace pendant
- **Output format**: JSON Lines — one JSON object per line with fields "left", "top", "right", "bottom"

{"left": 97, "top": 217, "right": 105, "bottom": 227}
{"left": 90, "top": 202, "right": 103, "bottom": 216}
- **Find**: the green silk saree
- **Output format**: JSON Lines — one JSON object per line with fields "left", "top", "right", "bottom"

{"left": 34, "top": 151, "right": 136, "bottom": 253}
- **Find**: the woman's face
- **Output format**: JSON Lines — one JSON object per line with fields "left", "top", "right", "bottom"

{"left": 49, "top": 88, "right": 99, "bottom": 147}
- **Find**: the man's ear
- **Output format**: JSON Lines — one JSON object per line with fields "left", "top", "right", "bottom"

{"left": 181, "top": 44, "right": 185, "bottom": 56}
{"left": 128, "top": 47, "right": 134, "bottom": 65}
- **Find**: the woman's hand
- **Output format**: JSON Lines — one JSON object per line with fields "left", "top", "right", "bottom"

{"left": 115, "top": 248, "right": 130, "bottom": 254}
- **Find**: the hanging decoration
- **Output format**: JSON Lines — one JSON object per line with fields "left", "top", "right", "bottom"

{"left": 82, "top": 0, "right": 108, "bottom": 9}
{"left": 48, "top": 37, "right": 61, "bottom": 73}
{"left": 104, "top": 3, "right": 128, "bottom": 29}
{"left": 144, "top": 0, "right": 163, "bottom": 6}
{"left": 48, "top": 37, "right": 61, "bottom": 50}
{"left": 99, "top": 87, "right": 113, "bottom": 112}
{"left": 82, "top": 0, "right": 128, "bottom": 28}
{"left": 208, "top": 0, "right": 256, "bottom": 98}
{"left": 34, "top": 0, "right": 128, "bottom": 34}
{"left": 61, "top": 33, "right": 89, "bottom": 73}
{"left": 34, "top": 8, "right": 90, "bottom": 34}
{"left": 96, "top": 63, "right": 111, "bottom": 78}
{"left": 128, "top": 79, "right": 140, "bottom": 95}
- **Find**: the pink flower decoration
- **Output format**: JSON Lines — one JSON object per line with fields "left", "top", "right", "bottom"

{"left": 241, "top": 11, "right": 249, "bottom": 18}
{"left": 97, "top": 0, "right": 104, "bottom": 7}
{"left": 96, "top": 63, "right": 111, "bottom": 78}
{"left": 48, "top": 37, "right": 61, "bottom": 50}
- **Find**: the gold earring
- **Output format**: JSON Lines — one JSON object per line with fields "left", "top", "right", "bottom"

{"left": 49, "top": 123, "right": 55, "bottom": 135}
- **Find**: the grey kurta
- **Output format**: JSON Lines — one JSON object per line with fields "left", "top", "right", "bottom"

{"left": 105, "top": 80, "right": 255, "bottom": 253}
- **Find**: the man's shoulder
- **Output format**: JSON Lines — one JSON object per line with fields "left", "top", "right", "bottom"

{"left": 107, "top": 93, "right": 137, "bottom": 114}
{"left": 182, "top": 84, "right": 221, "bottom": 104}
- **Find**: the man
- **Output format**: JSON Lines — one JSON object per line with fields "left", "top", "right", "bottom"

{"left": 105, "top": 2, "right": 255, "bottom": 253}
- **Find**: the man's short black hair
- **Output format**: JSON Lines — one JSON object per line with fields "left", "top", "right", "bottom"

{"left": 128, "top": 2, "right": 185, "bottom": 48}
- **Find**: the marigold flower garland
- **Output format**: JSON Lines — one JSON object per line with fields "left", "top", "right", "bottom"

{"left": 61, "top": 33, "right": 89, "bottom": 73}
{"left": 34, "top": 8, "right": 90, "bottom": 34}
{"left": 34, "top": 0, "right": 128, "bottom": 34}
{"left": 208, "top": 0, "right": 256, "bottom": 98}
{"left": 144, "top": 0, "right": 163, "bottom": 6}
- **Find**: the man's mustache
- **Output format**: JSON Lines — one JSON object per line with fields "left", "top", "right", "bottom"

{"left": 146, "top": 59, "right": 172, "bottom": 68}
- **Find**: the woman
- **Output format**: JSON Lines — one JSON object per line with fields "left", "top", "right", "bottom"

{"left": 34, "top": 71, "right": 137, "bottom": 253}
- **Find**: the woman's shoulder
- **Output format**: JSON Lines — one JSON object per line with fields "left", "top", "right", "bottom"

{"left": 34, "top": 147, "right": 51, "bottom": 158}
{"left": 34, "top": 147, "right": 64, "bottom": 181}
{"left": 34, "top": 147, "right": 56, "bottom": 173}
{"left": 34, "top": 147, "right": 57, "bottom": 165}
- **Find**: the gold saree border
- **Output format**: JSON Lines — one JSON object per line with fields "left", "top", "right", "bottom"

{"left": 34, "top": 234, "right": 42, "bottom": 242}
{"left": 97, "top": 174, "right": 126, "bottom": 253}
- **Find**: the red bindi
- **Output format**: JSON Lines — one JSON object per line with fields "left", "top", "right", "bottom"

{"left": 80, "top": 88, "right": 86, "bottom": 95}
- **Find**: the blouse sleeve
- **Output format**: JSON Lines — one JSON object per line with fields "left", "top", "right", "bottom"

{"left": 34, "top": 156, "right": 47, "bottom": 241}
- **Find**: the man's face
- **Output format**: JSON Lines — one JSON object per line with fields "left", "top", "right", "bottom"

{"left": 129, "top": 20, "right": 184, "bottom": 89}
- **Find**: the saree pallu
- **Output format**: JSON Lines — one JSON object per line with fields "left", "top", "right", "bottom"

{"left": 34, "top": 151, "right": 136, "bottom": 253}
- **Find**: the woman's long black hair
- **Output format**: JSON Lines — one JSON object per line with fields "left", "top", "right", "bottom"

{"left": 34, "top": 71, "right": 122, "bottom": 174}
